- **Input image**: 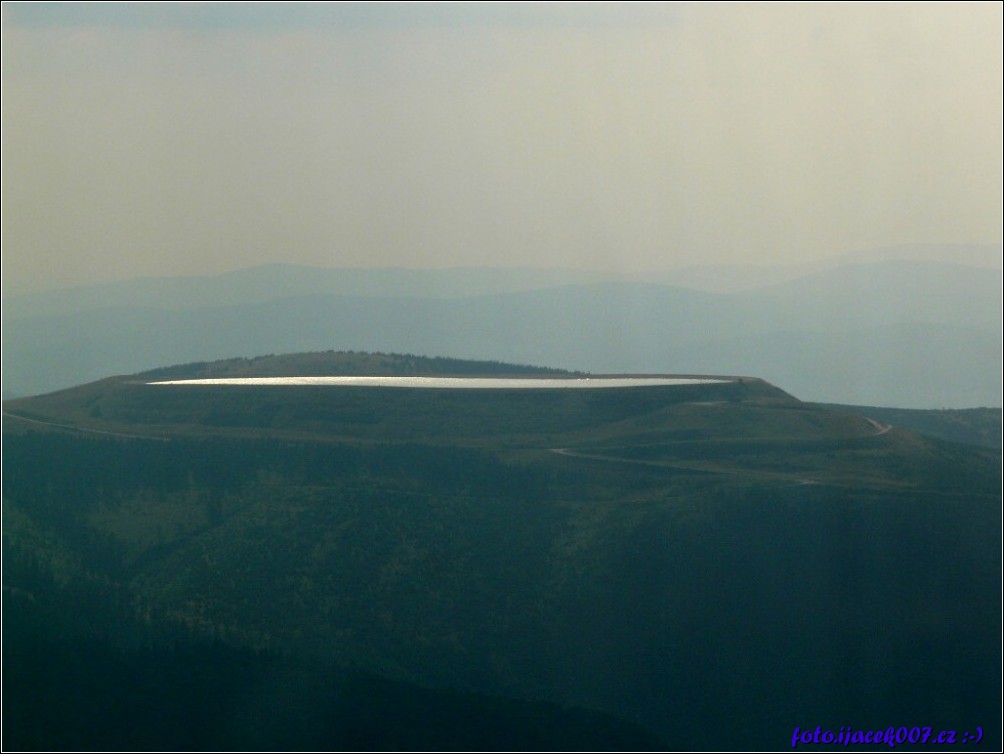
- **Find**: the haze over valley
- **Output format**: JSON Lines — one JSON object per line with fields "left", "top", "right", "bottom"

{"left": 2, "top": 3, "right": 1000, "bottom": 751}
{"left": 4, "top": 4, "right": 998, "bottom": 410}
{"left": 4, "top": 245, "right": 1000, "bottom": 408}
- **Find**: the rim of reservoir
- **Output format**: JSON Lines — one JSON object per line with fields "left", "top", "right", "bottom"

{"left": 148, "top": 376, "right": 735, "bottom": 389}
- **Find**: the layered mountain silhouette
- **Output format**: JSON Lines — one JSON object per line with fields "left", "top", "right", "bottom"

{"left": 4, "top": 247, "right": 1000, "bottom": 407}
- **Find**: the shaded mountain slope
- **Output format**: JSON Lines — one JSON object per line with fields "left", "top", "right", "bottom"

{"left": 815, "top": 404, "right": 1002, "bottom": 449}
{"left": 3, "top": 353, "right": 1000, "bottom": 750}
{"left": 2, "top": 562, "right": 667, "bottom": 752}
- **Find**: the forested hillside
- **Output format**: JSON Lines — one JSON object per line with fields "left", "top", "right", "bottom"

{"left": 3, "top": 353, "right": 1000, "bottom": 750}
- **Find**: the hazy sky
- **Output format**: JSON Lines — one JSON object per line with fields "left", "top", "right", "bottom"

{"left": 3, "top": 2, "right": 1001, "bottom": 294}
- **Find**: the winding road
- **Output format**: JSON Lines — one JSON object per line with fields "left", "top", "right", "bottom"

{"left": 865, "top": 417, "right": 893, "bottom": 436}
{"left": 1, "top": 411, "right": 170, "bottom": 441}
{"left": 549, "top": 413, "right": 894, "bottom": 486}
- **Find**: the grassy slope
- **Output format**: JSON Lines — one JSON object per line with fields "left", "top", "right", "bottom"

{"left": 814, "top": 403, "right": 1002, "bottom": 449}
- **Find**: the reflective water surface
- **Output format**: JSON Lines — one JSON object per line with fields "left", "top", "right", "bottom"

{"left": 149, "top": 376, "right": 733, "bottom": 389}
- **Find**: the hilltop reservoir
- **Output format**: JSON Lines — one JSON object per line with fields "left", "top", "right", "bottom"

{"left": 148, "top": 376, "right": 733, "bottom": 389}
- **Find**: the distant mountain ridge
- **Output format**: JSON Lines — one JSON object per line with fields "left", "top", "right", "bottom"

{"left": 5, "top": 242, "right": 998, "bottom": 313}
{"left": 2, "top": 265, "right": 622, "bottom": 319}
{"left": 2, "top": 252, "right": 1000, "bottom": 407}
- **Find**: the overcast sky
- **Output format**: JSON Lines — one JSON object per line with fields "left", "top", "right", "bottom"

{"left": 3, "top": 2, "right": 1001, "bottom": 294}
